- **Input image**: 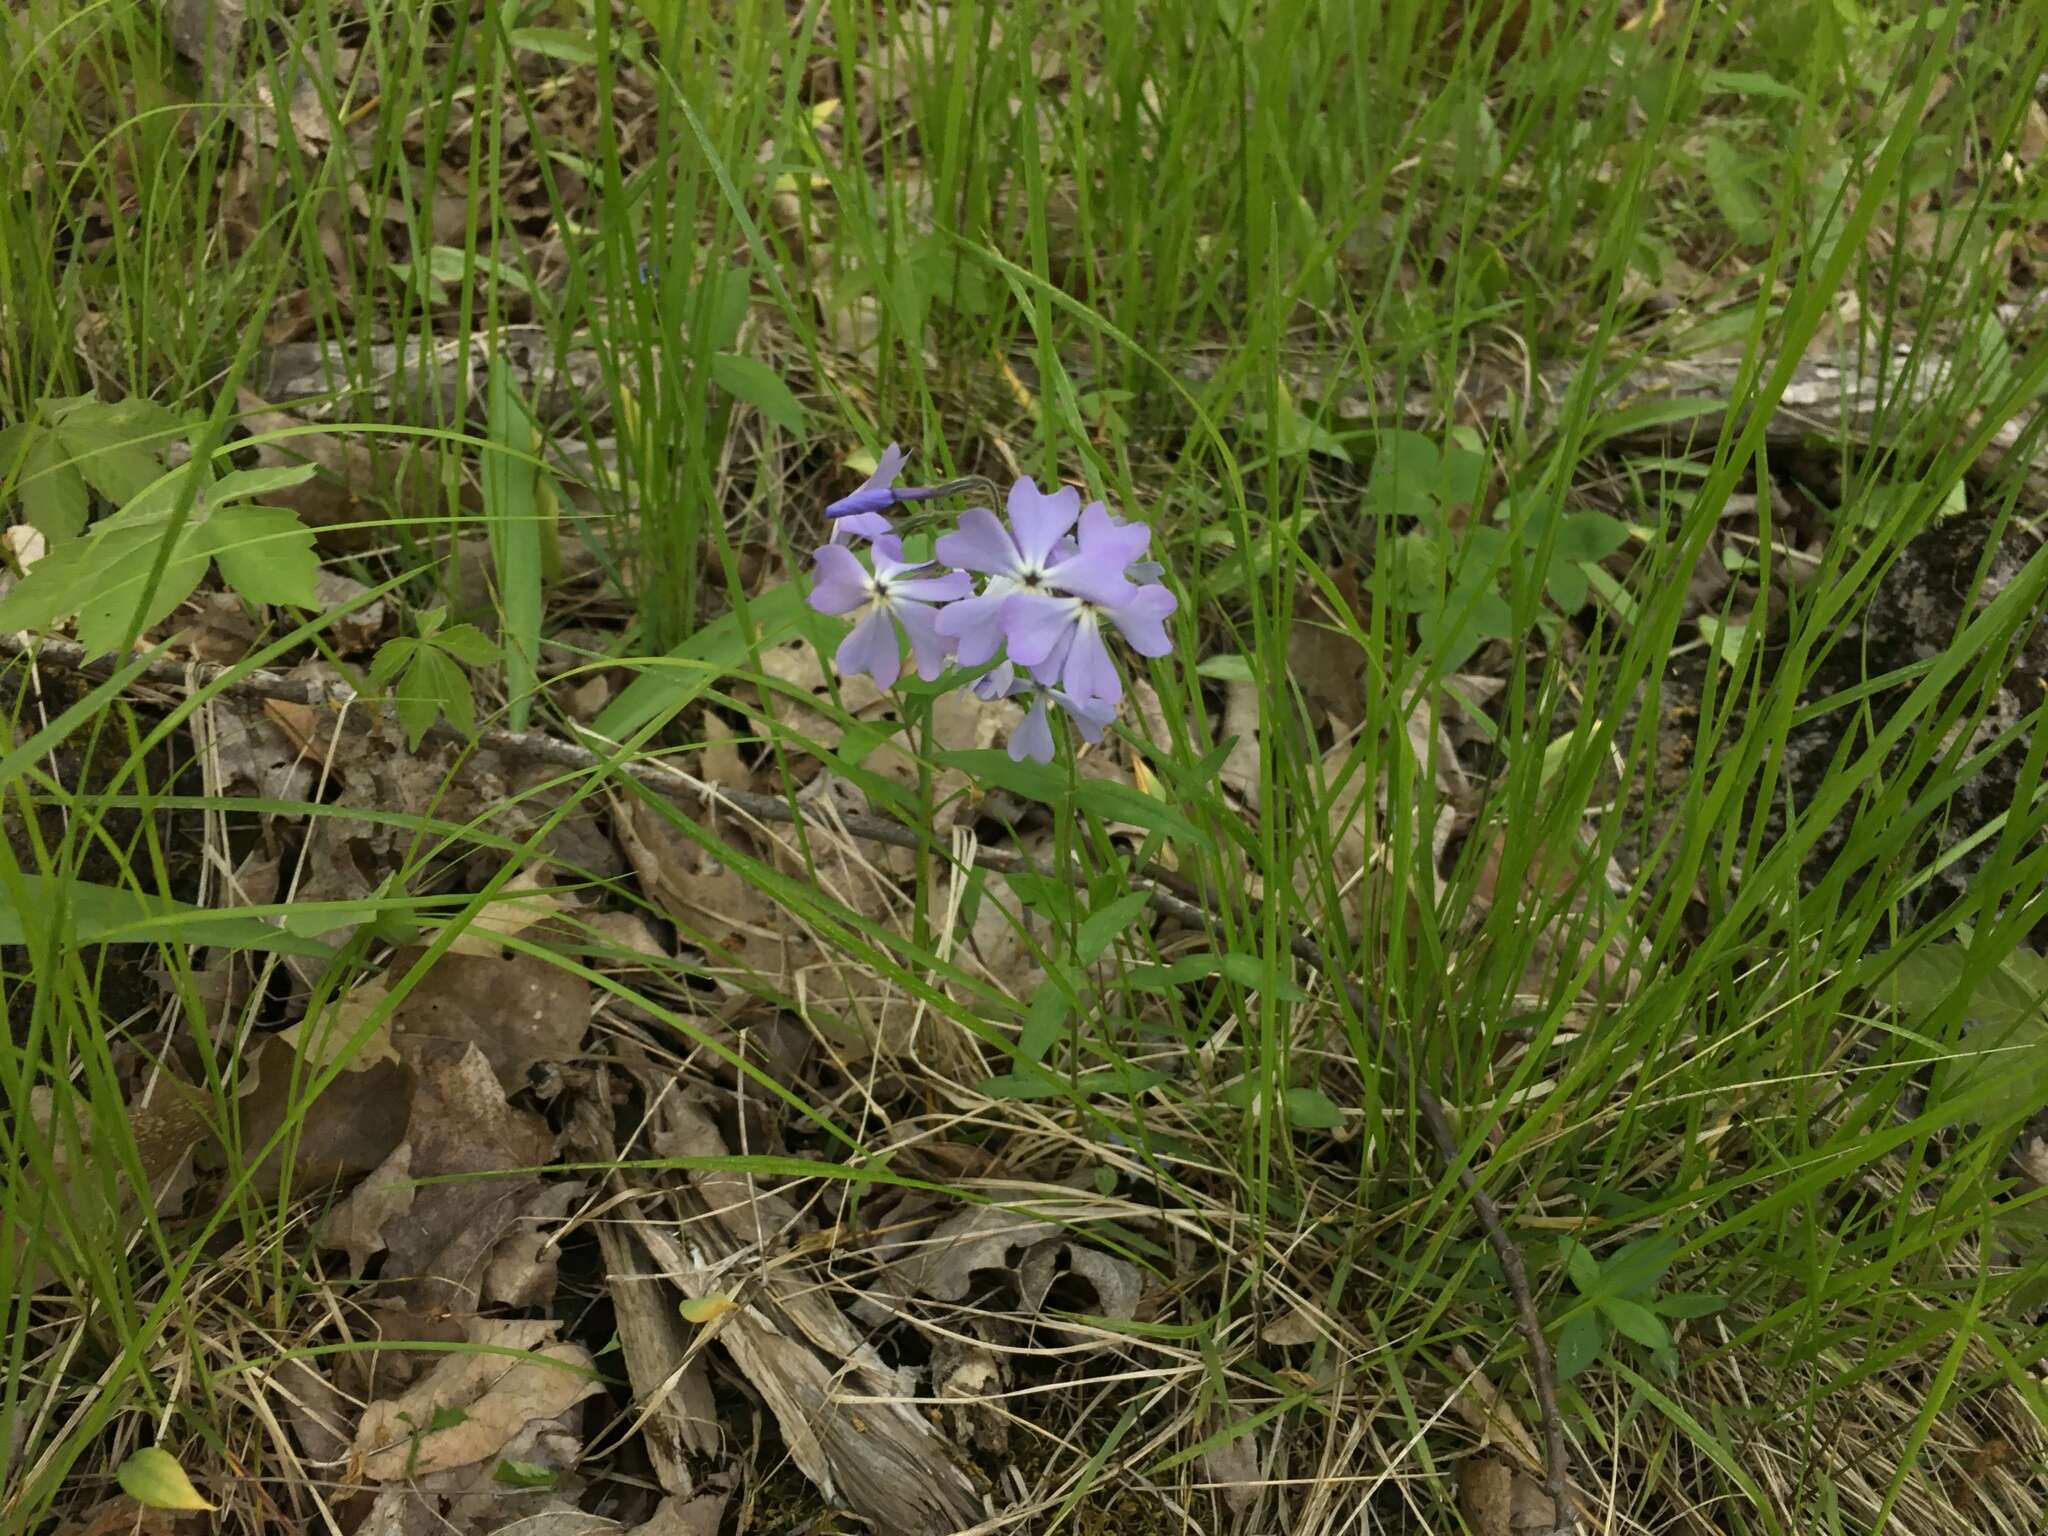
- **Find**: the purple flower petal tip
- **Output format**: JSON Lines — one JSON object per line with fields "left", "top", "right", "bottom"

{"left": 825, "top": 442, "right": 909, "bottom": 520}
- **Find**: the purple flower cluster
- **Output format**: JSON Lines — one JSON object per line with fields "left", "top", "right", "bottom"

{"left": 806, "top": 445, "right": 1176, "bottom": 762}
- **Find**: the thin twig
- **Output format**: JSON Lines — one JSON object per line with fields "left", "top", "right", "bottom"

{"left": 1, "top": 630, "right": 1577, "bottom": 1532}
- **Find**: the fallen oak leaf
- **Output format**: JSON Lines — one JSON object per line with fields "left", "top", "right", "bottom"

{"left": 352, "top": 1318, "right": 600, "bottom": 1483}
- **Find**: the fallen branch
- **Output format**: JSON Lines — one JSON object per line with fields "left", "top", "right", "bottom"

{"left": 2, "top": 629, "right": 1580, "bottom": 1533}
{"left": 253, "top": 324, "right": 2048, "bottom": 507}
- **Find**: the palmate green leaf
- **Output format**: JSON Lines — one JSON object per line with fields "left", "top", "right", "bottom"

{"left": 432, "top": 622, "right": 500, "bottom": 667}
{"left": 392, "top": 654, "right": 445, "bottom": 748}
{"left": 368, "top": 637, "right": 418, "bottom": 686}
{"left": 1554, "top": 511, "right": 1630, "bottom": 565}
{"left": 1076, "top": 891, "right": 1152, "bottom": 964}
{"left": 1651, "top": 1292, "right": 1727, "bottom": 1319}
{"left": 0, "top": 459, "right": 322, "bottom": 656}
{"left": 1702, "top": 132, "right": 1771, "bottom": 247}
{"left": 1018, "top": 979, "right": 1068, "bottom": 1064}
{"left": 1284, "top": 1087, "right": 1344, "bottom": 1130}
{"left": 1365, "top": 429, "right": 1442, "bottom": 517}
{"left": 1544, "top": 557, "right": 1590, "bottom": 613}
{"left": 1565, "top": 1239, "right": 1601, "bottom": 1294}
{"left": 72, "top": 526, "right": 212, "bottom": 657}
{"left": 1600, "top": 1234, "right": 1682, "bottom": 1299}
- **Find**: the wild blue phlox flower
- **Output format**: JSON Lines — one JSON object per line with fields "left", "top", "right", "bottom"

{"left": 973, "top": 661, "right": 1117, "bottom": 764}
{"left": 995, "top": 504, "right": 1175, "bottom": 707}
{"left": 808, "top": 536, "right": 972, "bottom": 689}
{"left": 809, "top": 447, "right": 1175, "bottom": 761}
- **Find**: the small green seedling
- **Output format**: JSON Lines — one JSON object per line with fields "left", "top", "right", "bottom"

{"left": 1369, "top": 430, "right": 1630, "bottom": 671}
{"left": 369, "top": 607, "right": 501, "bottom": 749}
{"left": 1553, "top": 1234, "right": 1724, "bottom": 1381}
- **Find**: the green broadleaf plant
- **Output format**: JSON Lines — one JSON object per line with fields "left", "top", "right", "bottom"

{"left": 0, "top": 394, "right": 187, "bottom": 540}
{"left": 0, "top": 460, "right": 322, "bottom": 655}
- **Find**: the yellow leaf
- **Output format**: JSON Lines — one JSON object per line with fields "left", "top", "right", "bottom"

{"left": 117, "top": 1447, "right": 214, "bottom": 1512}
{"left": 679, "top": 1293, "right": 737, "bottom": 1325}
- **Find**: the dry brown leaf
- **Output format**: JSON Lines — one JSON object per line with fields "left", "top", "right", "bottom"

{"left": 1018, "top": 1240, "right": 1142, "bottom": 1321}
{"left": 367, "top": 1044, "right": 556, "bottom": 1311}
{"left": 1288, "top": 613, "right": 1367, "bottom": 724}
{"left": 902, "top": 1199, "right": 1141, "bottom": 1323}
{"left": 583, "top": 909, "right": 669, "bottom": 960}
{"left": 628, "top": 1491, "right": 732, "bottom": 1536}
{"left": 1198, "top": 1419, "right": 1261, "bottom": 1516}
{"left": 439, "top": 866, "right": 572, "bottom": 958}
{"left": 205, "top": 701, "right": 316, "bottom": 803}
{"left": 315, "top": 570, "right": 386, "bottom": 652}
{"left": 386, "top": 947, "right": 592, "bottom": 1094}
{"left": 353, "top": 1318, "right": 600, "bottom": 1482}
{"left": 613, "top": 796, "right": 780, "bottom": 945}
{"left": 1459, "top": 1455, "right": 1514, "bottom": 1536}
{"left": 696, "top": 711, "right": 751, "bottom": 788}
{"left": 1259, "top": 1306, "right": 1324, "bottom": 1347}
{"left": 931, "top": 1336, "right": 1009, "bottom": 1454}
{"left": 320, "top": 1140, "right": 413, "bottom": 1276}
{"left": 176, "top": 591, "right": 261, "bottom": 664}
{"left": 758, "top": 772, "right": 911, "bottom": 922}
{"left": 236, "top": 1033, "right": 413, "bottom": 1197}
{"left": 269, "top": 1356, "right": 352, "bottom": 1466}
{"left": 279, "top": 981, "right": 400, "bottom": 1072}
{"left": 961, "top": 857, "right": 1053, "bottom": 1000}
{"left": 1219, "top": 680, "right": 1261, "bottom": 808}
{"left": 482, "top": 1179, "right": 585, "bottom": 1308}
{"left": 51, "top": 1496, "right": 194, "bottom": 1536}
{"left": 2020, "top": 99, "right": 2048, "bottom": 168}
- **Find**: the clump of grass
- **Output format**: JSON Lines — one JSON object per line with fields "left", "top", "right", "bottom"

{"left": 3, "top": 3, "right": 2046, "bottom": 1534}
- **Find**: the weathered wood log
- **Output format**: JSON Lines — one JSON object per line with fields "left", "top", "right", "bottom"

{"left": 252, "top": 326, "right": 2048, "bottom": 502}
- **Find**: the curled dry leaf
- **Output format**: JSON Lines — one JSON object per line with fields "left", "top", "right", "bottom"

{"left": 483, "top": 1179, "right": 585, "bottom": 1308}
{"left": 1018, "top": 1240, "right": 1142, "bottom": 1321}
{"left": 931, "top": 1335, "right": 1010, "bottom": 1454}
{"left": 1259, "top": 1306, "right": 1324, "bottom": 1347}
{"left": 901, "top": 1199, "right": 1142, "bottom": 1322}
{"left": 321, "top": 1141, "right": 414, "bottom": 1277}
{"left": 353, "top": 1318, "right": 600, "bottom": 1482}
{"left": 315, "top": 570, "right": 385, "bottom": 652}
{"left": 1198, "top": 1419, "right": 1261, "bottom": 1517}
{"left": 268, "top": 1356, "right": 352, "bottom": 1466}
{"left": 1459, "top": 1454, "right": 1515, "bottom": 1536}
